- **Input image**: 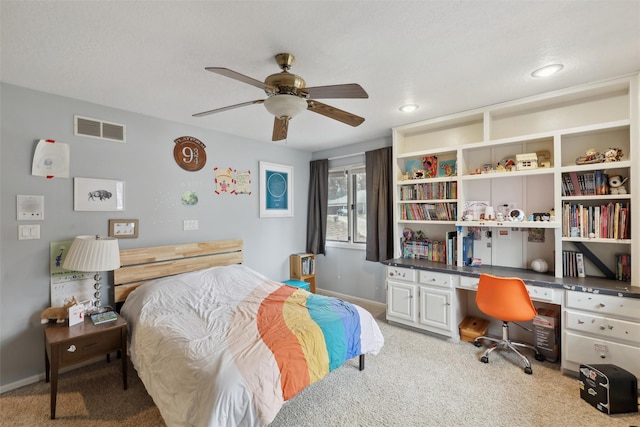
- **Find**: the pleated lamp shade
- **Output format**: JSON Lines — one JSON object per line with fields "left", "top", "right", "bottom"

{"left": 62, "top": 235, "right": 121, "bottom": 272}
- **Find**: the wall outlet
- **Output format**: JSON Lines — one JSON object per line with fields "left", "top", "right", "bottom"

{"left": 183, "top": 220, "right": 198, "bottom": 231}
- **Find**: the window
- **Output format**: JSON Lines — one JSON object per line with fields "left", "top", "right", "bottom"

{"left": 327, "top": 165, "right": 366, "bottom": 245}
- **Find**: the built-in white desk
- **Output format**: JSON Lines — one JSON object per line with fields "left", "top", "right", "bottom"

{"left": 382, "top": 259, "right": 640, "bottom": 382}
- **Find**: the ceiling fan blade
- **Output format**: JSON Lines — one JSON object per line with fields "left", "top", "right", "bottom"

{"left": 192, "top": 100, "right": 264, "bottom": 117}
{"left": 272, "top": 117, "right": 289, "bottom": 141}
{"left": 303, "top": 83, "right": 368, "bottom": 99}
{"left": 205, "top": 67, "right": 275, "bottom": 92}
{"left": 307, "top": 100, "right": 365, "bottom": 127}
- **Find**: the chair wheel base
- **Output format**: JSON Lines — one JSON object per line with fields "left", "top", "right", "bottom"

{"left": 524, "top": 367, "right": 533, "bottom": 375}
{"left": 480, "top": 356, "right": 489, "bottom": 363}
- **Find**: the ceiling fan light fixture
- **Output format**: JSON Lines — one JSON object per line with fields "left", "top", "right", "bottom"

{"left": 399, "top": 104, "right": 419, "bottom": 113}
{"left": 531, "top": 64, "right": 564, "bottom": 78}
{"left": 264, "top": 94, "right": 308, "bottom": 119}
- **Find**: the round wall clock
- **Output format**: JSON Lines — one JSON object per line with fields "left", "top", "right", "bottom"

{"left": 173, "top": 136, "right": 207, "bottom": 171}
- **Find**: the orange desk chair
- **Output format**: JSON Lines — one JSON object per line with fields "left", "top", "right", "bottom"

{"left": 473, "top": 273, "right": 545, "bottom": 374}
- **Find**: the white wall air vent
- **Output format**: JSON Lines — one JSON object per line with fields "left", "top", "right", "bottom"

{"left": 74, "top": 115, "right": 126, "bottom": 142}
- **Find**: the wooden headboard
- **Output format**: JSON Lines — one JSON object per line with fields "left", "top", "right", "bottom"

{"left": 113, "top": 239, "right": 243, "bottom": 303}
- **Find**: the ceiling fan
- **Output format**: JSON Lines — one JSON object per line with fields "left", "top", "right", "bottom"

{"left": 193, "top": 53, "right": 368, "bottom": 141}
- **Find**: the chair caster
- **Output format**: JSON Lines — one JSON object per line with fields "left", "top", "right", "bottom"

{"left": 534, "top": 353, "right": 545, "bottom": 362}
{"left": 473, "top": 340, "right": 482, "bottom": 348}
{"left": 480, "top": 356, "right": 489, "bottom": 363}
{"left": 524, "top": 367, "right": 533, "bottom": 375}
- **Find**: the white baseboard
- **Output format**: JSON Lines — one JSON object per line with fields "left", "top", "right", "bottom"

{"left": 316, "top": 288, "right": 386, "bottom": 311}
{"left": 1, "top": 357, "right": 106, "bottom": 394}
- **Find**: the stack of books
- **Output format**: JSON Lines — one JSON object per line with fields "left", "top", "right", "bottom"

{"left": 90, "top": 311, "right": 117, "bottom": 325}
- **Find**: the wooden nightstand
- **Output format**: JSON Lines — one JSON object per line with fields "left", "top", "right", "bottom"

{"left": 44, "top": 312, "right": 127, "bottom": 419}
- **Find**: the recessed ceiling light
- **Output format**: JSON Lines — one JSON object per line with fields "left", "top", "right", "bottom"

{"left": 399, "top": 104, "right": 419, "bottom": 113}
{"left": 531, "top": 64, "right": 564, "bottom": 78}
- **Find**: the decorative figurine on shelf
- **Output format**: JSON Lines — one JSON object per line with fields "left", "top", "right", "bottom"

{"left": 608, "top": 175, "right": 628, "bottom": 194}
{"left": 40, "top": 296, "right": 78, "bottom": 324}
{"left": 604, "top": 147, "right": 624, "bottom": 162}
{"left": 576, "top": 148, "right": 605, "bottom": 165}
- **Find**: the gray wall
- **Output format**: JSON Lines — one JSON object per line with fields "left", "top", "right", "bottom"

{"left": 312, "top": 138, "right": 392, "bottom": 303}
{"left": 0, "top": 84, "right": 312, "bottom": 388}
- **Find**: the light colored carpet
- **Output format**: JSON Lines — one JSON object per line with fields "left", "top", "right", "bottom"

{"left": 2, "top": 304, "right": 638, "bottom": 426}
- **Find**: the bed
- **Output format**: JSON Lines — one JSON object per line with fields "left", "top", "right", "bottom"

{"left": 115, "top": 240, "right": 384, "bottom": 427}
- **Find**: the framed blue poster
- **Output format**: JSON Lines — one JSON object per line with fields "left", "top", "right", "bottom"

{"left": 260, "top": 161, "right": 293, "bottom": 217}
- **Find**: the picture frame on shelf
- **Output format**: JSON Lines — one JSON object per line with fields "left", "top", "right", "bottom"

{"left": 260, "top": 161, "right": 293, "bottom": 217}
{"left": 73, "top": 177, "right": 125, "bottom": 211}
{"left": 422, "top": 155, "right": 438, "bottom": 178}
{"left": 109, "top": 219, "right": 139, "bottom": 238}
{"left": 438, "top": 160, "right": 457, "bottom": 177}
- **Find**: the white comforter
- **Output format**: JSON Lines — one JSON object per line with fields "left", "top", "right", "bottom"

{"left": 120, "top": 264, "right": 384, "bottom": 427}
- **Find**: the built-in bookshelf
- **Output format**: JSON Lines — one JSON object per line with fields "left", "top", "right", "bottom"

{"left": 391, "top": 75, "right": 638, "bottom": 285}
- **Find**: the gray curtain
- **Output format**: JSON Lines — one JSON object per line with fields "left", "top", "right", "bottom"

{"left": 306, "top": 159, "right": 329, "bottom": 255}
{"left": 365, "top": 147, "right": 394, "bottom": 262}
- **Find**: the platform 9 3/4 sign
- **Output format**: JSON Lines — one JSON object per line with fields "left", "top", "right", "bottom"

{"left": 173, "top": 136, "right": 207, "bottom": 171}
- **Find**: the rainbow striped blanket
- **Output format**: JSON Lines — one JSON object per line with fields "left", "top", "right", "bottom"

{"left": 121, "top": 264, "right": 384, "bottom": 427}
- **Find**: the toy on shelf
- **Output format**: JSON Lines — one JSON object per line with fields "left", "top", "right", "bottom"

{"left": 604, "top": 147, "right": 624, "bottom": 162}
{"left": 40, "top": 296, "right": 78, "bottom": 324}
{"left": 575, "top": 147, "right": 624, "bottom": 165}
{"left": 608, "top": 175, "right": 628, "bottom": 194}
{"left": 516, "top": 153, "right": 538, "bottom": 170}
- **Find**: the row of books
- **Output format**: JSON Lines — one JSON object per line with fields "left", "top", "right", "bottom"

{"left": 400, "top": 203, "right": 457, "bottom": 221}
{"left": 561, "top": 170, "right": 609, "bottom": 196}
{"left": 401, "top": 231, "right": 458, "bottom": 265}
{"left": 399, "top": 181, "right": 457, "bottom": 201}
{"left": 562, "top": 202, "right": 630, "bottom": 239}
{"left": 616, "top": 254, "right": 631, "bottom": 282}
{"left": 562, "top": 251, "right": 585, "bottom": 278}
{"left": 300, "top": 256, "right": 315, "bottom": 275}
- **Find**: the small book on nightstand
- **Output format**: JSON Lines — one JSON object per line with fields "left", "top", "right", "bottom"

{"left": 90, "top": 311, "right": 117, "bottom": 325}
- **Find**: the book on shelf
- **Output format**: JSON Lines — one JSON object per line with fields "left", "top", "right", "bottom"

{"left": 616, "top": 254, "right": 631, "bottom": 282}
{"left": 575, "top": 253, "right": 586, "bottom": 278}
{"left": 90, "top": 311, "right": 117, "bottom": 325}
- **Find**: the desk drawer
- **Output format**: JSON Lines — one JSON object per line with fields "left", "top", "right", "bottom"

{"left": 566, "top": 291, "right": 640, "bottom": 320}
{"left": 59, "top": 329, "right": 122, "bottom": 366}
{"left": 387, "top": 266, "right": 416, "bottom": 282}
{"left": 564, "top": 331, "right": 640, "bottom": 381}
{"left": 565, "top": 309, "right": 640, "bottom": 344}
{"left": 459, "top": 276, "right": 479, "bottom": 290}
{"left": 419, "top": 271, "right": 456, "bottom": 289}
{"left": 526, "top": 285, "right": 561, "bottom": 304}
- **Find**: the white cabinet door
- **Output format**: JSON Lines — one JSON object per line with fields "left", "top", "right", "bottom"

{"left": 419, "top": 286, "right": 452, "bottom": 333}
{"left": 387, "top": 280, "right": 417, "bottom": 323}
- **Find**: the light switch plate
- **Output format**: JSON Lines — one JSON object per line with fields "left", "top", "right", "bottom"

{"left": 183, "top": 219, "right": 199, "bottom": 231}
{"left": 18, "top": 224, "right": 40, "bottom": 240}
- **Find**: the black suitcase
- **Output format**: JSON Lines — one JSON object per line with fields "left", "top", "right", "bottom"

{"left": 579, "top": 364, "right": 638, "bottom": 414}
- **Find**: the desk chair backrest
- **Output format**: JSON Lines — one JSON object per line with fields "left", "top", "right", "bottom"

{"left": 476, "top": 274, "right": 537, "bottom": 322}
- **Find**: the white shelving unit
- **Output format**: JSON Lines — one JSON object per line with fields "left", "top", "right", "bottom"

{"left": 391, "top": 74, "right": 638, "bottom": 285}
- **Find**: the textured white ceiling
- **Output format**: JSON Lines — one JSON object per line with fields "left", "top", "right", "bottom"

{"left": 2, "top": 1, "right": 639, "bottom": 152}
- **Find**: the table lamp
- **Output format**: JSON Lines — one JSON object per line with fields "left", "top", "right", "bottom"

{"left": 62, "top": 235, "right": 120, "bottom": 312}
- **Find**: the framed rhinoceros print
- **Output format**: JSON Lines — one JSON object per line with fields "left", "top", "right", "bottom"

{"left": 74, "top": 177, "right": 125, "bottom": 211}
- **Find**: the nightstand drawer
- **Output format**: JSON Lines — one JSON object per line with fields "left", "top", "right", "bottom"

{"left": 59, "top": 329, "right": 122, "bottom": 366}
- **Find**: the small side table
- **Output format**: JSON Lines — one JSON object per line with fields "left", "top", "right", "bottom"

{"left": 44, "top": 312, "right": 127, "bottom": 419}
